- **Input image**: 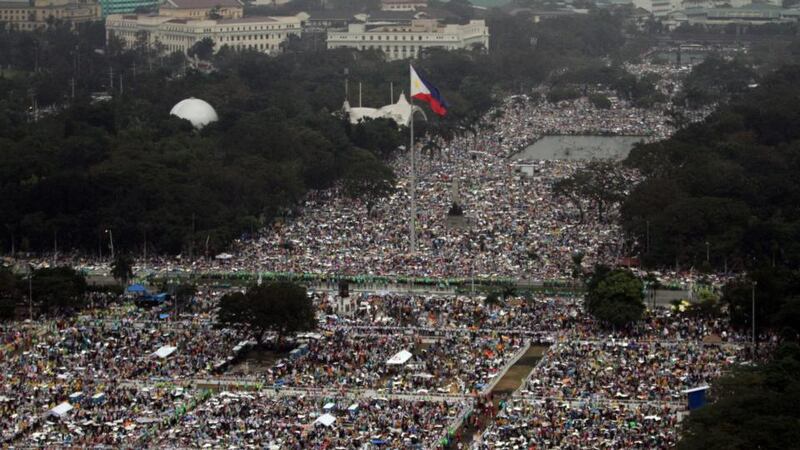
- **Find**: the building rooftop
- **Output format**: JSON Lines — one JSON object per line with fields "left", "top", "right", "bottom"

{"left": 217, "top": 16, "right": 278, "bottom": 23}
{"left": 306, "top": 9, "right": 359, "bottom": 21}
{"left": 365, "top": 10, "right": 416, "bottom": 21}
{"left": 162, "top": 0, "right": 242, "bottom": 9}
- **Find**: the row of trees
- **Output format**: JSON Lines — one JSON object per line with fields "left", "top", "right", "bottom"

{"left": 623, "top": 65, "right": 800, "bottom": 272}
{"left": 0, "top": 266, "right": 88, "bottom": 318}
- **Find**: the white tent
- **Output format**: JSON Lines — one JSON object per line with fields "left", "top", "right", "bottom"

{"left": 50, "top": 402, "right": 73, "bottom": 417}
{"left": 152, "top": 345, "right": 177, "bottom": 359}
{"left": 315, "top": 413, "right": 336, "bottom": 427}
{"left": 215, "top": 253, "right": 233, "bottom": 260}
{"left": 386, "top": 350, "right": 412, "bottom": 365}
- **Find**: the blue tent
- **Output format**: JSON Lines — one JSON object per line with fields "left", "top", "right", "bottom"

{"left": 683, "top": 386, "right": 709, "bottom": 410}
{"left": 126, "top": 284, "right": 148, "bottom": 294}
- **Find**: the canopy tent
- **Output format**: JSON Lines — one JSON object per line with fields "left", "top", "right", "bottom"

{"left": 683, "top": 385, "right": 710, "bottom": 410}
{"left": 50, "top": 402, "right": 73, "bottom": 417}
{"left": 152, "top": 345, "right": 177, "bottom": 359}
{"left": 215, "top": 253, "right": 234, "bottom": 260}
{"left": 315, "top": 413, "right": 336, "bottom": 427}
{"left": 126, "top": 284, "right": 148, "bottom": 294}
{"left": 387, "top": 350, "right": 413, "bottom": 365}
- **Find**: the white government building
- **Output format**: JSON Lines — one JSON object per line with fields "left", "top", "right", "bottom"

{"left": 327, "top": 19, "right": 489, "bottom": 60}
{"left": 106, "top": 0, "right": 304, "bottom": 55}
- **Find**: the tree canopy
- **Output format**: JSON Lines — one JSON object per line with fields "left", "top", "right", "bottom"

{"left": 30, "top": 266, "right": 87, "bottom": 314}
{"left": 217, "top": 281, "right": 316, "bottom": 344}
{"left": 721, "top": 268, "right": 800, "bottom": 339}
{"left": 678, "top": 343, "right": 800, "bottom": 450}
{"left": 111, "top": 253, "right": 134, "bottom": 286}
{"left": 623, "top": 66, "right": 800, "bottom": 271}
{"left": 585, "top": 265, "right": 645, "bottom": 327}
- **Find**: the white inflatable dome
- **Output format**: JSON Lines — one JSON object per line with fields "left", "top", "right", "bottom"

{"left": 169, "top": 98, "right": 218, "bottom": 129}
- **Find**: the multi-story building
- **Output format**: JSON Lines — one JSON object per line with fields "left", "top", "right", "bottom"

{"left": 381, "top": 0, "right": 427, "bottom": 11}
{"left": 664, "top": 3, "right": 800, "bottom": 29}
{"left": 650, "top": 0, "right": 682, "bottom": 17}
{"left": 327, "top": 19, "right": 489, "bottom": 60}
{"left": 98, "top": 0, "right": 158, "bottom": 17}
{"left": 159, "top": 0, "right": 242, "bottom": 20}
{"left": 106, "top": 13, "right": 304, "bottom": 55}
{"left": 0, "top": 0, "right": 100, "bottom": 30}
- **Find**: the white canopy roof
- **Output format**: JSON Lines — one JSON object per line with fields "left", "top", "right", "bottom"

{"left": 170, "top": 98, "right": 218, "bottom": 129}
{"left": 315, "top": 413, "right": 336, "bottom": 427}
{"left": 50, "top": 402, "right": 73, "bottom": 417}
{"left": 341, "top": 93, "right": 412, "bottom": 126}
{"left": 387, "top": 350, "right": 412, "bottom": 365}
{"left": 152, "top": 345, "right": 177, "bottom": 359}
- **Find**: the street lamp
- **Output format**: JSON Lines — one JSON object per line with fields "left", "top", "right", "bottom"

{"left": 751, "top": 280, "right": 757, "bottom": 354}
{"left": 105, "top": 229, "right": 114, "bottom": 260}
{"left": 705, "top": 241, "right": 710, "bottom": 264}
{"left": 27, "top": 263, "right": 34, "bottom": 321}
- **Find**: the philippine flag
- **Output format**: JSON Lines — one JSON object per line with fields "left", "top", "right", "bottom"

{"left": 410, "top": 65, "right": 448, "bottom": 117}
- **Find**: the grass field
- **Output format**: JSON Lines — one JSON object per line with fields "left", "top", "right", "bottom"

{"left": 0, "top": 68, "right": 28, "bottom": 79}
{"left": 469, "top": 0, "right": 514, "bottom": 7}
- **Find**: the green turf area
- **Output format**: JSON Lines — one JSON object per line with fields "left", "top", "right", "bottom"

{"left": 469, "top": 0, "right": 514, "bottom": 6}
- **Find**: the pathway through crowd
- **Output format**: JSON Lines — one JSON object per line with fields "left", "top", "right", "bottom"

{"left": 447, "top": 345, "right": 547, "bottom": 449}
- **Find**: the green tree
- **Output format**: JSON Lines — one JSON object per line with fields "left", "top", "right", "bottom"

{"left": 623, "top": 66, "right": 800, "bottom": 270}
{"left": 588, "top": 93, "right": 612, "bottom": 109}
{"left": 29, "top": 267, "right": 87, "bottom": 313}
{"left": 678, "top": 344, "right": 800, "bottom": 450}
{"left": 349, "top": 118, "right": 403, "bottom": 158}
{"left": 217, "top": 281, "right": 315, "bottom": 345}
{"left": 341, "top": 150, "right": 396, "bottom": 214}
{"left": 554, "top": 160, "right": 628, "bottom": 223}
{"left": 188, "top": 37, "right": 215, "bottom": 61}
{"left": 0, "top": 268, "right": 19, "bottom": 319}
{"left": 111, "top": 253, "right": 134, "bottom": 286}
{"left": 722, "top": 268, "right": 799, "bottom": 336}
{"left": 571, "top": 252, "right": 585, "bottom": 279}
{"left": 585, "top": 265, "right": 645, "bottom": 327}
{"left": 681, "top": 56, "right": 755, "bottom": 108}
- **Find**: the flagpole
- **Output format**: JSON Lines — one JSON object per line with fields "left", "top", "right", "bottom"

{"left": 409, "top": 97, "right": 416, "bottom": 254}
{"left": 409, "top": 65, "right": 417, "bottom": 254}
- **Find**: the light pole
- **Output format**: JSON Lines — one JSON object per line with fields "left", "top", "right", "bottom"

{"left": 27, "top": 263, "right": 33, "bottom": 320}
{"left": 471, "top": 258, "right": 475, "bottom": 297}
{"left": 705, "top": 241, "right": 710, "bottom": 264}
{"left": 751, "top": 281, "right": 757, "bottom": 354}
{"left": 105, "top": 229, "right": 114, "bottom": 260}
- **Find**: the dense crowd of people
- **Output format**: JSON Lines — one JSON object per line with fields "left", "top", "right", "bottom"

{"left": 263, "top": 330, "right": 523, "bottom": 394}
{"left": 16, "top": 383, "right": 191, "bottom": 447}
{"left": 0, "top": 304, "right": 247, "bottom": 442}
{"left": 522, "top": 341, "right": 741, "bottom": 402}
{"left": 321, "top": 293, "right": 582, "bottom": 336}
{"left": 475, "top": 398, "right": 680, "bottom": 449}
{"left": 158, "top": 391, "right": 468, "bottom": 449}
{"left": 0, "top": 291, "right": 750, "bottom": 447}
